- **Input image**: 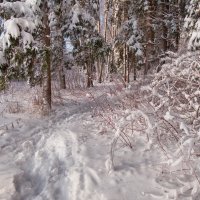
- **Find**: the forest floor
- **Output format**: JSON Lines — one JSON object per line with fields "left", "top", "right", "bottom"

{"left": 0, "top": 80, "right": 194, "bottom": 200}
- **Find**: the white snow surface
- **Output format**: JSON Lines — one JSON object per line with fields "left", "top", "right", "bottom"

{"left": 0, "top": 82, "right": 193, "bottom": 200}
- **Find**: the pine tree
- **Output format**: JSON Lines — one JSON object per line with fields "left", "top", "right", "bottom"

{"left": 103, "top": 0, "right": 144, "bottom": 82}
{"left": 66, "top": 0, "right": 104, "bottom": 87}
{"left": 0, "top": 0, "right": 38, "bottom": 88}
{"left": 0, "top": 0, "right": 52, "bottom": 113}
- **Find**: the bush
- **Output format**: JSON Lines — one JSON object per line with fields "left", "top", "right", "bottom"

{"left": 145, "top": 51, "right": 200, "bottom": 198}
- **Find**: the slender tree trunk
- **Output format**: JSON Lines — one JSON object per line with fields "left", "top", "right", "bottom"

{"left": 124, "top": 43, "right": 127, "bottom": 82}
{"left": 104, "top": 9, "right": 108, "bottom": 42}
{"left": 131, "top": 50, "right": 136, "bottom": 81}
{"left": 144, "top": 0, "right": 156, "bottom": 76}
{"left": 87, "top": 49, "right": 93, "bottom": 87}
{"left": 0, "top": 64, "right": 8, "bottom": 91}
{"left": 58, "top": 32, "right": 66, "bottom": 89}
{"left": 97, "top": 8, "right": 103, "bottom": 84}
{"left": 175, "top": 5, "right": 180, "bottom": 50}
{"left": 42, "top": 3, "right": 51, "bottom": 114}
{"left": 98, "top": 58, "right": 103, "bottom": 83}
{"left": 87, "top": 62, "right": 93, "bottom": 87}
{"left": 160, "top": 0, "right": 169, "bottom": 53}
{"left": 127, "top": 46, "right": 130, "bottom": 83}
{"left": 27, "top": 56, "right": 35, "bottom": 86}
{"left": 168, "top": 1, "right": 180, "bottom": 51}
{"left": 56, "top": 2, "right": 66, "bottom": 89}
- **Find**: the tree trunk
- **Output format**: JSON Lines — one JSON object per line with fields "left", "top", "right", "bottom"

{"left": 87, "top": 50, "right": 93, "bottom": 88}
{"left": 42, "top": 3, "right": 51, "bottom": 114}
{"left": 160, "top": 0, "right": 169, "bottom": 53}
{"left": 87, "top": 62, "right": 93, "bottom": 87}
{"left": 132, "top": 51, "right": 136, "bottom": 81}
{"left": 97, "top": 58, "right": 103, "bottom": 83}
{"left": 104, "top": 5, "right": 108, "bottom": 42}
{"left": 124, "top": 43, "right": 127, "bottom": 83}
{"left": 55, "top": 2, "right": 66, "bottom": 89}
{"left": 144, "top": 0, "right": 156, "bottom": 76}
{"left": 127, "top": 46, "right": 130, "bottom": 83}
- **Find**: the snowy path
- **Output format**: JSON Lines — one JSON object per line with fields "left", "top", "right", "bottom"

{"left": 0, "top": 95, "right": 177, "bottom": 200}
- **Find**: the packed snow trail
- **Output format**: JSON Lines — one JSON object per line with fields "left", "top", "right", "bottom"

{"left": 0, "top": 88, "right": 187, "bottom": 200}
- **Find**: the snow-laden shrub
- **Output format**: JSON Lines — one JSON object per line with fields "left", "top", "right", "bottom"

{"left": 150, "top": 51, "right": 200, "bottom": 133}
{"left": 146, "top": 51, "right": 200, "bottom": 198}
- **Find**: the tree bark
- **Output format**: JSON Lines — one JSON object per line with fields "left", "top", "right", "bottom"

{"left": 104, "top": 9, "right": 108, "bottom": 42}
{"left": 42, "top": 2, "right": 52, "bottom": 114}
{"left": 127, "top": 46, "right": 130, "bottom": 83}
{"left": 160, "top": 0, "right": 169, "bottom": 53}
{"left": 55, "top": 2, "right": 66, "bottom": 89}
{"left": 87, "top": 49, "right": 94, "bottom": 87}
{"left": 144, "top": 0, "right": 156, "bottom": 76}
{"left": 124, "top": 44, "right": 127, "bottom": 82}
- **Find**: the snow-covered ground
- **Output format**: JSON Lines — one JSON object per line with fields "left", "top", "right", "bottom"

{"left": 0, "top": 82, "right": 196, "bottom": 200}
